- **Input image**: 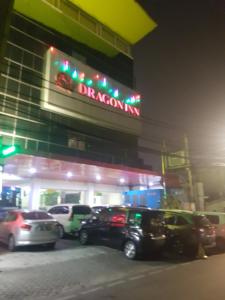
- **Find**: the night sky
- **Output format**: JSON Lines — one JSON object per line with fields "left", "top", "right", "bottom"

{"left": 134, "top": 0, "right": 225, "bottom": 169}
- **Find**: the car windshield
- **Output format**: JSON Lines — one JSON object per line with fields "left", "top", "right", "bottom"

{"left": 22, "top": 211, "right": 53, "bottom": 220}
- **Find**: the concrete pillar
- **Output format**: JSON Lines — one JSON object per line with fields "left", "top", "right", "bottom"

{"left": 84, "top": 184, "right": 94, "bottom": 206}
{"left": 28, "top": 180, "right": 41, "bottom": 210}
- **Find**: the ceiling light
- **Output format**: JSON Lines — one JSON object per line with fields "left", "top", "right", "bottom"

{"left": 96, "top": 175, "right": 101, "bottom": 181}
{"left": 120, "top": 178, "right": 125, "bottom": 183}
{"left": 67, "top": 171, "right": 73, "bottom": 178}
{"left": 29, "top": 168, "right": 36, "bottom": 174}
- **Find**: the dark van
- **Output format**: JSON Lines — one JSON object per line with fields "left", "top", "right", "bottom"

{"left": 79, "top": 206, "right": 166, "bottom": 260}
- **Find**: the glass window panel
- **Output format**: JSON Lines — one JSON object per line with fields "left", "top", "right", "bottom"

{"left": 17, "top": 102, "right": 30, "bottom": 118}
{"left": 7, "top": 79, "right": 18, "bottom": 97}
{"left": 8, "top": 61, "right": 20, "bottom": 79}
{"left": 23, "top": 52, "right": 34, "bottom": 68}
{"left": 34, "top": 56, "right": 43, "bottom": 73}
{"left": 20, "top": 83, "right": 31, "bottom": 101}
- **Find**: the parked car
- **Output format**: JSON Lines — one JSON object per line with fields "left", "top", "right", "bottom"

{"left": 161, "top": 209, "right": 216, "bottom": 258}
{"left": 92, "top": 205, "right": 108, "bottom": 214}
{"left": 196, "top": 211, "right": 225, "bottom": 251}
{"left": 79, "top": 206, "right": 166, "bottom": 260}
{"left": 48, "top": 204, "right": 92, "bottom": 238}
{"left": 0, "top": 210, "right": 59, "bottom": 251}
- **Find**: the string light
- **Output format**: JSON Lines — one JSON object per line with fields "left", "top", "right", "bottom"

{"left": 53, "top": 54, "right": 141, "bottom": 106}
{"left": 72, "top": 69, "right": 78, "bottom": 79}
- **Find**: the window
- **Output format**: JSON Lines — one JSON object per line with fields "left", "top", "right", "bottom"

{"left": 98, "top": 210, "right": 110, "bottom": 222}
{"left": 176, "top": 216, "right": 188, "bottom": 226}
{"left": 48, "top": 206, "right": 69, "bottom": 215}
{"left": 4, "top": 212, "right": 18, "bottom": 222}
{"left": 128, "top": 211, "right": 142, "bottom": 227}
{"left": 22, "top": 211, "right": 53, "bottom": 220}
{"left": 72, "top": 206, "right": 91, "bottom": 215}
{"left": 164, "top": 215, "right": 176, "bottom": 225}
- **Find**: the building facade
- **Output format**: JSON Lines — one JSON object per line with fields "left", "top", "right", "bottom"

{"left": 0, "top": 0, "right": 161, "bottom": 209}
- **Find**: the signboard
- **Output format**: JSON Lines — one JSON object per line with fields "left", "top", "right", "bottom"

{"left": 42, "top": 47, "right": 142, "bottom": 134}
{"left": 167, "top": 150, "right": 188, "bottom": 169}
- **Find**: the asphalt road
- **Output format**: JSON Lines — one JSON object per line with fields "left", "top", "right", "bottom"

{"left": 0, "top": 239, "right": 225, "bottom": 300}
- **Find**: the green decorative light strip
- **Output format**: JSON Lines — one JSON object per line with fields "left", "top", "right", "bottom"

{"left": 52, "top": 49, "right": 141, "bottom": 107}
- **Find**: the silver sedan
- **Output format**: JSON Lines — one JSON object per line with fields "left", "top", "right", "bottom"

{"left": 0, "top": 209, "right": 60, "bottom": 251}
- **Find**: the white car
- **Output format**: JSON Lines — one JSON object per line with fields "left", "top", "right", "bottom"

{"left": 48, "top": 204, "right": 92, "bottom": 238}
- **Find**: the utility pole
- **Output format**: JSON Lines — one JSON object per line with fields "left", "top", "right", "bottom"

{"left": 161, "top": 140, "right": 167, "bottom": 198}
{"left": 184, "top": 135, "right": 194, "bottom": 203}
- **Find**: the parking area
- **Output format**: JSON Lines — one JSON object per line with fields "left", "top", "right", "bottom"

{"left": 0, "top": 238, "right": 110, "bottom": 271}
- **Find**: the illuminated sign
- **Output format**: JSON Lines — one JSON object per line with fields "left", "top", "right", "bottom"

{"left": 55, "top": 72, "right": 140, "bottom": 117}
{"left": 43, "top": 47, "right": 142, "bottom": 135}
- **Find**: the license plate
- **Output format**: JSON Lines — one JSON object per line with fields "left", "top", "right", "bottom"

{"left": 38, "top": 224, "right": 52, "bottom": 231}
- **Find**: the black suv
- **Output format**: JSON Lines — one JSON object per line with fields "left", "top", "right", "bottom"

{"left": 79, "top": 207, "right": 166, "bottom": 259}
{"left": 161, "top": 210, "right": 216, "bottom": 258}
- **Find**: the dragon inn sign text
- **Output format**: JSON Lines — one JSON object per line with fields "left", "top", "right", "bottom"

{"left": 55, "top": 72, "right": 140, "bottom": 117}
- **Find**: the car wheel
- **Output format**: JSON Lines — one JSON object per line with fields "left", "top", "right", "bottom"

{"left": 58, "top": 225, "right": 65, "bottom": 239}
{"left": 124, "top": 240, "right": 137, "bottom": 260}
{"left": 79, "top": 230, "right": 89, "bottom": 245}
{"left": 8, "top": 235, "right": 16, "bottom": 252}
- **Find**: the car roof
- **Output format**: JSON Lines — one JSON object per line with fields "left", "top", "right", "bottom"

{"left": 50, "top": 204, "right": 90, "bottom": 208}
{"left": 160, "top": 209, "right": 193, "bottom": 214}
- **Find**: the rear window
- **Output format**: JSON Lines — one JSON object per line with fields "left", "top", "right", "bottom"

{"left": 22, "top": 211, "right": 53, "bottom": 220}
{"left": 72, "top": 206, "right": 91, "bottom": 215}
{"left": 128, "top": 210, "right": 164, "bottom": 227}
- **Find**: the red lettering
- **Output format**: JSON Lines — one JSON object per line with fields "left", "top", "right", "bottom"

{"left": 77, "top": 83, "right": 87, "bottom": 95}
{"left": 77, "top": 83, "right": 140, "bottom": 118}
{"left": 96, "top": 92, "right": 104, "bottom": 102}
{"left": 109, "top": 97, "right": 118, "bottom": 108}
{"left": 102, "top": 94, "right": 110, "bottom": 104}
{"left": 128, "top": 105, "right": 134, "bottom": 115}
{"left": 117, "top": 100, "right": 124, "bottom": 111}
{"left": 133, "top": 107, "right": 140, "bottom": 117}
{"left": 124, "top": 104, "right": 129, "bottom": 112}
{"left": 87, "top": 87, "right": 96, "bottom": 99}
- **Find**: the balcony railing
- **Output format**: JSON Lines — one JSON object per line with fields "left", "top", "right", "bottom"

{"left": 43, "top": 0, "right": 132, "bottom": 58}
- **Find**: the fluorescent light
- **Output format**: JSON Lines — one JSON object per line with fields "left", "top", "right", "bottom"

{"left": 66, "top": 171, "right": 73, "bottom": 178}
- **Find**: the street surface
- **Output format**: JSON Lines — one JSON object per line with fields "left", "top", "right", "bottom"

{"left": 0, "top": 239, "right": 225, "bottom": 300}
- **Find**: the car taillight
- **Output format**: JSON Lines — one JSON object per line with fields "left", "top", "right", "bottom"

{"left": 20, "top": 224, "right": 32, "bottom": 231}
{"left": 111, "top": 214, "right": 126, "bottom": 227}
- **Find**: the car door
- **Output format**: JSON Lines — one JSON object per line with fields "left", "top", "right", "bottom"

{"left": 97, "top": 209, "right": 111, "bottom": 244}
{"left": 48, "top": 206, "right": 70, "bottom": 232}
